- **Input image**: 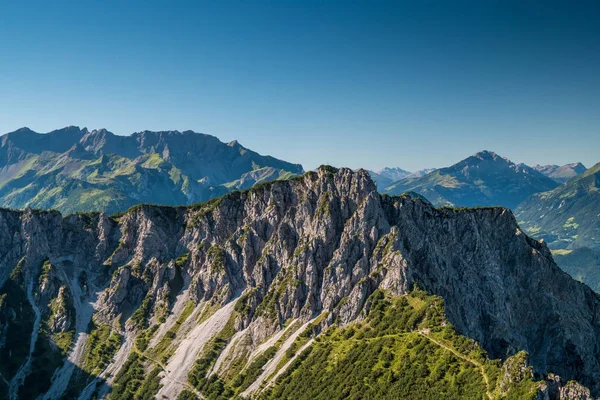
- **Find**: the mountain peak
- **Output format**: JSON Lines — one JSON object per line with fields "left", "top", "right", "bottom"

{"left": 5, "top": 127, "right": 37, "bottom": 137}
{"left": 385, "top": 151, "right": 558, "bottom": 208}
{"left": 472, "top": 150, "right": 503, "bottom": 161}
{"left": 48, "top": 126, "right": 88, "bottom": 135}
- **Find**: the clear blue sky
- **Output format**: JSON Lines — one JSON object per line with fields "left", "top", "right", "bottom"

{"left": 0, "top": 0, "right": 598, "bottom": 171}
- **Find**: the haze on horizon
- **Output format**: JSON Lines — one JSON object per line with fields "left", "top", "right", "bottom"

{"left": 0, "top": 0, "right": 598, "bottom": 171}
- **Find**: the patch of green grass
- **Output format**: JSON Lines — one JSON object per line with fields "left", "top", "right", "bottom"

{"left": 109, "top": 352, "right": 145, "bottom": 400}
{"left": 130, "top": 293, "right": 153, "bottom": 330}
{"left": 54, "top": 331, "right": 75, "bottom": 355}
{"left": 133, "top": 366, "right": 163, "bottom": 400}
{"left": 176, "top": 389, "right": 198, "bottom": 400}
{"left": 83, "top": 322, "right": 122, "bottom": 376}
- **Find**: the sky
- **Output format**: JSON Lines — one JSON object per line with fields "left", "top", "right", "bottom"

{"left": 0, "top": 0, "right": 598, "bottom": 171}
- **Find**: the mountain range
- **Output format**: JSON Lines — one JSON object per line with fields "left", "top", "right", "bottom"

{"left": 383, "top": 150, "right": 560, "bottom": 209}
{"left": 533, "top": 163, "right": 588, "bottom": 183}
{"left": 0, "top": 167, "right": 598, "bottom": 400}
{"left": 0, "top": 127, "right": 303, "bottom": 215}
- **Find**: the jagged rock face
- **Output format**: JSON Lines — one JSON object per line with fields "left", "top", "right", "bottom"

{"left": 539, "top": 374, "right": 595, "bottom": 400}
{"left": 1, "top": 167, "right": 599, "bottom": 398}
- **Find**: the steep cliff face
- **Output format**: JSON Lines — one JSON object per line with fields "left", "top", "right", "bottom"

{"left": 0, "top": 167, "right": 598, "bottom": 399}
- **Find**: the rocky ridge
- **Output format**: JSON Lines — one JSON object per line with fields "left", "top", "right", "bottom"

{"left": 0, "top": 167, "right": 598, "bottom": 399}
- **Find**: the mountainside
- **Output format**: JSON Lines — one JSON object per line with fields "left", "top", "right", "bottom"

{"left": 0, "top": 167, "right": 598, "bottom": 399}
{"left": 0, "top": 127, "right": 303, "bottom": 214}
{"left": 516, "top": 162, "right": 600, "bottom": 250}
{"left": 534, "top": 163, "right": 587, "bottom": 183}
{"left": 384, "top": 151, "right": 559, "bottom": 209}
{"left": 552, "top": 248, "right": 600, "bottom": 293}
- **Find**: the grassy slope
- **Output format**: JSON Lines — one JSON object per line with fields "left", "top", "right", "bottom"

{"left": 261, "top": 290, "right": 540, "bottom": 400}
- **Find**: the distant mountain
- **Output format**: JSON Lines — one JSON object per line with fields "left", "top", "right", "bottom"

{"left": 367, "top": 167, "right": 411, "bottom": 188}
{"left": 385, "top": 151, "right": 559, "bottom": 209}
{"left": 0, "top": 127, "right": 303, "bottom": 214}
{"left": 516, "top": 162, "right": 600, "bottom": 250}
{"left": 377, "top": 167, "right": 412, "bottom": 181}
{"left": 409, "top": 167, "right": 436, "bottom": 178}
{"left": 533, "top": 162, "right": 587, "bottom": 183}
{"left": 367, "top": 167, "right": 436, "bottom": 189}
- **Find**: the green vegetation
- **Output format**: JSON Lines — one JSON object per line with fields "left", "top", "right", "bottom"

{"left": 83, "top": 322, "right": 122, "bottom": 376}
{"left": 187, "top": 315, "right": 237, "bottom": 399}
{"left": 131, "top": 366, "right": 163, "bottom": 400}
{"left": 234, "top": 288, "right": 258, "bottom": 317}
{"left": 176, "top": 252, "right": 190, "bottom": 269}
{"left": 130, "top": 293, "right": 153, "bottom": 330}
{"left": 176, "top": 389, "right": 198, "bottom": 400}
{"left": 207, "top": 245, "right": 227, "bottom": 273}
{"left": 136, "top": 325, "right": 159, "bottom": 352}
{"left": 260, "top": 289, "right": 540, "bottom": 400}
{"left": 316, "top": 191, "right": 333, "bottom": 217}
{"left": 38, "top": 259, "right": 52, "bottom": 284}
{"left": 9, "top": 258, "right": 25, "bottom": 283}
{"left": 147, "top": 300, "right": 196, "bottom": 363}
{"left": 318, "top": 165, "right": 339, "bottom": 175}
{"left": 109, "top": 353, "right": 146, "bottom": 400}
{"left": 230, "top": 346, "right": 277, "bottom": 391}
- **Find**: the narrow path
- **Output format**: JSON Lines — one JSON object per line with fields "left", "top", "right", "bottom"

{"left": 417, "top": 331, "right": 493, "bottom": 400}
{"left": 301, "top": 329, "right": 493, "bottom": 399}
